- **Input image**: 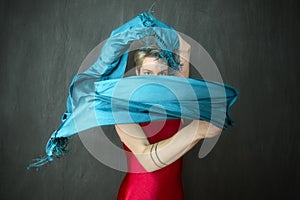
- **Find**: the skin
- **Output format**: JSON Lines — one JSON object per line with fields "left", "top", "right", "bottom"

{"left": 136, "top": 57, "right": 169, "bottom": 76}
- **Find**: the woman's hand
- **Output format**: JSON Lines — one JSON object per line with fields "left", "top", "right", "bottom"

{"left": 192, "top": 120, "right": 222, "bottom": 139}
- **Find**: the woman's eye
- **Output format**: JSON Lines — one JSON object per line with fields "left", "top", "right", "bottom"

{"left": 158, "top": 72, "right": 168, "bottom": 76}
{"left": 144, "top": 72, "right": 152, "bottom": 75}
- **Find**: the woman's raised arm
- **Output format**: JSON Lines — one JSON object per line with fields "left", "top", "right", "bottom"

{"left": 174, "top": 33, "right": 191, "bottom": 78}
{"left": 115, "top": 120, "right": 221, "bottom": 172}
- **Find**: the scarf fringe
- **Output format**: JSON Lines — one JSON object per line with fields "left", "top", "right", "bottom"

{"left": 27, "top": 137, "right": 69, "bottom": 170}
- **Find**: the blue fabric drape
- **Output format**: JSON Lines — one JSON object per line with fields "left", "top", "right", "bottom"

{"left": 27, "top": 12, "right": 238, "bottom": 169}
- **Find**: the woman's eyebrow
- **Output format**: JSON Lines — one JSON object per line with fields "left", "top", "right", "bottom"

{"left": 158, "top": 69, "right": 168, "bottom": 73}
{"left": 142, "top": 68, "right": 153, "bottom": 72}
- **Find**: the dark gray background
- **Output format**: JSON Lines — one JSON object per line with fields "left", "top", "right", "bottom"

{"left": 1, "top": 0, "right": 299, "bottom": 199}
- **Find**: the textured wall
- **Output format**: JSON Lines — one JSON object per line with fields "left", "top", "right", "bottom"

{"left": 0, "top": 0, "right": 299, "bottom": 199}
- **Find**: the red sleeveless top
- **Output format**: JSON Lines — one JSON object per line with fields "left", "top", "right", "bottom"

{"left": 117, "top": 119, "right": 184, "bottom": 200}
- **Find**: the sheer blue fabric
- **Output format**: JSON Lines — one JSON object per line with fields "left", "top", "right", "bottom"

{"left": 27, "top": 12, "right": 238, "bottom": 169}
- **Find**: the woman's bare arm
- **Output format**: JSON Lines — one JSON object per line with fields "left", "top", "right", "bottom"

{"left": 115, "top": 120, "right": 221, "bottom": 172}
{"left": 174, "top": 33, "right": 191, "bottom": 78}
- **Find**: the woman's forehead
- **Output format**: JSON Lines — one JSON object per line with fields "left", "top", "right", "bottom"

{"left": 142, "top": 57, "right": 168, "bottom": 68}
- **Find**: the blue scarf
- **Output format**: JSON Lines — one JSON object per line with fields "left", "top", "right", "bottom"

{"left": 27, "top": 12, "right": 239, "bottom": 169}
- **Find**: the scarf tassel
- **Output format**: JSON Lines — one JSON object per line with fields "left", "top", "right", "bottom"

{"left": 27, "top": 137, "right": 69, "bottom": 170}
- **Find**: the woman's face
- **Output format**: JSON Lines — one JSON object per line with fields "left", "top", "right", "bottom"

{"left": 136, "top": 57, "right": 169, "bottom": 76}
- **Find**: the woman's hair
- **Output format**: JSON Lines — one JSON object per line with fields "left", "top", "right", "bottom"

{"left": 134, "top": 49, "right": 167, "bottom": 74}
{"left": 134, "top": 49, "right": 181, "bottom": 75}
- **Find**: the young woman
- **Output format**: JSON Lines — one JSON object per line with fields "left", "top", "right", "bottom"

{"left": 115, "top": 40, "right": 222, "bottom": 200}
